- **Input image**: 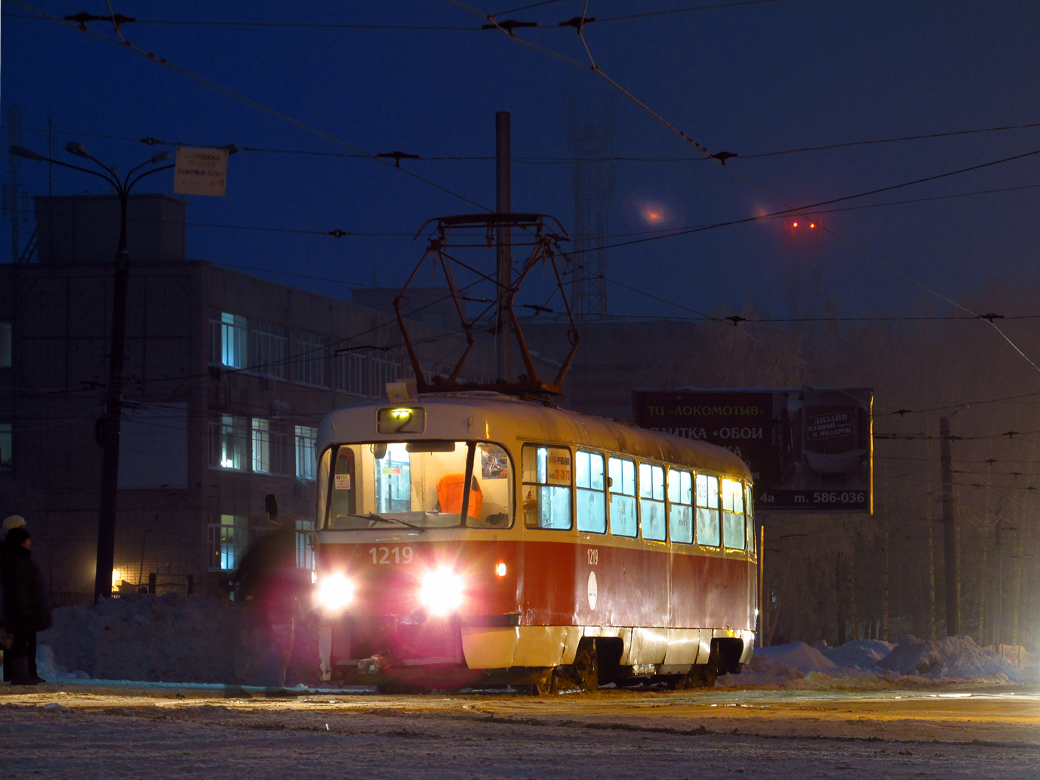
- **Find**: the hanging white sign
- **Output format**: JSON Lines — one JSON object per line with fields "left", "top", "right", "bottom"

{"left": 174, "top": 147, "right": 228, "bottom": 196}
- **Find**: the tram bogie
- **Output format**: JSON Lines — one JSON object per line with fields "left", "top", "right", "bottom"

{"left": 312, "top": 392, "right": 758, "bottom": 692}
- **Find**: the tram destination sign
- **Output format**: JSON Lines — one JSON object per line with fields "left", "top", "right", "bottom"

{"left": 633, "top": 388, "right": 873, "bottom": 513}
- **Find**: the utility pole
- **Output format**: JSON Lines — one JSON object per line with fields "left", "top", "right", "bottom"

{"left": 495, "top": 111, "right": 512, "bottom": 383}
{"left": 9, "top": 142, "right": 173, "bottom": 602}
{"left": 940, "top": 406, "right": 967, "bottom": 636}
{"left": 995, "top": 516, "right": 1004, "bottom": 649}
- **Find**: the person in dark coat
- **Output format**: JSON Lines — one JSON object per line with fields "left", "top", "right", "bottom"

{"left": 1, "top": 514, "right": 27, "bottom": 683}
{"left": 1, "top": 526, "right": 52, "bottom": 685}
{"left": 232, "top": 525, "right": 311, "bottom": 688}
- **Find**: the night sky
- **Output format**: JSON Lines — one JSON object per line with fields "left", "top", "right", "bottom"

{"left": 3, "top": 1, "right": 1039, "bottom": 322}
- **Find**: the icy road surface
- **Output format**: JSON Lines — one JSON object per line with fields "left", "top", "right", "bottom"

{"left": 3, "top": 683, "right": 1039, "bottom": 778}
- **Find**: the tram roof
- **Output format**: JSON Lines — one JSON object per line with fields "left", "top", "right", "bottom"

{"left": 318, "top": 392, "right": 752, "bottom": 481}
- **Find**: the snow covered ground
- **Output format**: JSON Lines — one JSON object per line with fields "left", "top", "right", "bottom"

{"left": 30, "top": 592, "right": 1039, "bottom": 690}
{"left": 3, "top": 595, "right": 1038, "bottom": 779}
{"left": 4, "top": 693, "right": 1040, "bottom": 780}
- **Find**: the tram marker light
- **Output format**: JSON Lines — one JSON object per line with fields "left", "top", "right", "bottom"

{"left": 495, "top": 562, "right": 507, "bottom": 577}
{"left": 378, "top": 406, "right": 426, "bottom": 434}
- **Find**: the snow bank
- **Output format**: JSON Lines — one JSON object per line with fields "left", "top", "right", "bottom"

{"left": 814, "top": 638, "right": 894, "bottom": 670}
{"left": 876, "top": 635, "right": 1027, "bottom": 683}
{"left": 36, "top": 592, "right": 319, "bottom": 687}
{"left": 24, "top": 593, "right": 1036, "bottom": 688}
{"left": 756, "top": 641, "right": 838, "bottom": 672}
{"left": 720, "top": 634, "right": 1036, "bottom": 688}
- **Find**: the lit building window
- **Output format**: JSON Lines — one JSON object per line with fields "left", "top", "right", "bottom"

{"left": 295, "top": 425, "right": 317, "bottom": 480}
{"left": 207, "top": 514, "right": 250, "bottom": 571}
{"left": 252, "top": 418, "right": 270, "bottom": 473}
{"left": 296, "top": 519, "right": 315, "bottom": 571}
{"left": 210, "top": 414, "right": 249, "bottom": 470}
{"left": 208, "top": 311, "right": 247, "bottom": 369}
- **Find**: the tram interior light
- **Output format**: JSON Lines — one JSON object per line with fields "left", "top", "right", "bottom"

{"left": 420, "top": 568, "right": 464, "bottom": 615}
{"left": 317, "top": 573, "right": 355, "bottom": 612}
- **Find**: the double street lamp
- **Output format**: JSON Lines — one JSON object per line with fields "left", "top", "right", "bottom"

{"left": 9, "top": 142, "right": 174, "bottom": 603}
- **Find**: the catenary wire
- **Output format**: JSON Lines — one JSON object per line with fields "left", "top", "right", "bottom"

{"left": 7, "top": 1, "right": 493, "bottom": 214}
{"left": 464, "top": 1, "right": 1040, "bottom": 381}
{"left": 9, "top": 121, "right": 1040, "bottom": 164}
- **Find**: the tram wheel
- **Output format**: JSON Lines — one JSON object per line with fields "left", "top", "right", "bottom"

{"left": 686, "top": 646, "right": 720, "bottom": 689}
{"left": 571, "top": 641, "right": 599, "bottom": 692}
{"left": 526, "top": 668, "right": 558, "bottom": 696}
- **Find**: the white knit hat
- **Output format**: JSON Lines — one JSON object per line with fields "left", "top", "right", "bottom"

{"left": 2, "top": 515, "right": 26, "bottom": 533}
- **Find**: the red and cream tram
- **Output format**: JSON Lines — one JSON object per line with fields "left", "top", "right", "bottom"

{"left": 313, "top": 391, "right": 757, "bottom": 692}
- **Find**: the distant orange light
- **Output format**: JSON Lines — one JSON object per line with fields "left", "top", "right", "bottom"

{"left": 810, "top": 223, "right": 816, "bottom": 229}
{"left": 495, "top": 562, "right": 507, "bottom": 577}
{"left": 792, "top": 221, "right": 798, "bottom": 228}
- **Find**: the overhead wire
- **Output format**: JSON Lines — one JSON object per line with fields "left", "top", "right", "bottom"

{"left": 13, "top": 3, "right": 1040, "bottom": 434}
{"left": 463, "top": 0, "right": 1040, "bottom": 381}
{"left": 7, "top": 1, "right": 493, "bottom": 214}
{"left": 9, "top": 120, "right": 1040, "bottom": 164}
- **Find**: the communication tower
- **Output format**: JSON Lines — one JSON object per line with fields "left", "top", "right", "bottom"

{"left": 565, "top": 93, "right": 615, "bottom": 319}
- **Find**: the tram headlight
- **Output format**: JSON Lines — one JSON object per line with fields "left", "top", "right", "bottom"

{"left": 316, "top": 573, "right": 355, "bottom": 613}
{"left": 419, "top": 568, "right": 464, "bottom": 615}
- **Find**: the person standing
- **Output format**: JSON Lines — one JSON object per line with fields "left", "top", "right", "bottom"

{"left": 1, "top": 525, "right": 52, "bottom": 685}
{"left": 232, "top": 524, "right": 309, "bottom": 688}
{"left": 0, "top": 515, "right": 27, "bottom": 683}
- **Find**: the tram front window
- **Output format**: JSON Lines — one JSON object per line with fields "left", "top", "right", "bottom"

{"left": 321, "top": 441, "right": 513, "bottom": 530}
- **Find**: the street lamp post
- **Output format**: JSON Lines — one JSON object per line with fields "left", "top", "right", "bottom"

{"left": 9, "top": 142, "right": 173, "bottom": 603}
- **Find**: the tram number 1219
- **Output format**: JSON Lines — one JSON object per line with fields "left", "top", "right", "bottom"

{"left": 369, "top": 546, "right": 414, "bottom": 564}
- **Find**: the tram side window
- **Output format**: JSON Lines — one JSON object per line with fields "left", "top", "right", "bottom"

{"left": 745, "top": 484, "right": 756, "bottom": 555}
{"left": 638, "top": 463, "right": 666, "bottom": 541}
{"left": 722, "top": 478, "right": 746, "bottom": 550}
{"left": 668, "top": 468, "right": 693, "bottom": 544}
{"left": 522, "top": 444, "right": 572, "bottom": 530}
{"left": 608, "top": 456, "right": 637, "bottom": 538}
{"left": 696, "top": 473, "right": 721, "bottom": 547}
{"left": 575, "top": 450, "right": 606, "bottom": 534}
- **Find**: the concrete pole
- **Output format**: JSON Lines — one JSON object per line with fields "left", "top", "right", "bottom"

{"left": 94, "top": 190, "right": 130, "bottom": 604}
{"left": 495, "top": 111, "right": 512, "bottom": 383}
{"left": 940, "top": 414, "right": 960, "bottom": 636}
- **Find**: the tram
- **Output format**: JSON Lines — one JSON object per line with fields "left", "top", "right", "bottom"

{"left": 313, "top": 390, "right": 757, "bottom": 692}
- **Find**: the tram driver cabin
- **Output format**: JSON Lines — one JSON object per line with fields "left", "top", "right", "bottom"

{"left": 313, "top": 391, "right": 758, "bottom": 692}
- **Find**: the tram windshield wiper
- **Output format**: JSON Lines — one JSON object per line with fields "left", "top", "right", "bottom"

{"left": 365, "top": 513, "right": 425, "bottom": 532}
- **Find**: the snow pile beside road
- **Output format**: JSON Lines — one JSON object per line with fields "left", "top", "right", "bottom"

{"left": 37, "top": 592, "right": 319, "bottom": 686}
{"left": 815, "top": 638, "right": 894, "bottom": 670}
{"left": 721, "top": 635, "right": 1034, "bottom": 688}
{"left": 758, "top": 641, "right": 838, "bottom": 672}
{"left": 30, "top": 593, "right": 1035, "bottom": 688}
{"left": 876, "top": 635, "right": 1027, "bottom": 682}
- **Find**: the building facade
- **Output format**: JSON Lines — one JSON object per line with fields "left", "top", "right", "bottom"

{"left": 0, "top": 194, "right": 531, "bottom": 604}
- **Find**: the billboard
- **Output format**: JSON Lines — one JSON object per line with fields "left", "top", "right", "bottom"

{"left": 633, "top": 388, "right": 872, "bottom": 513}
